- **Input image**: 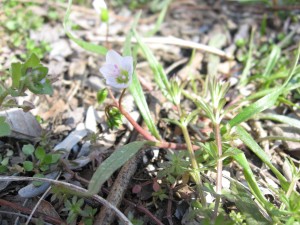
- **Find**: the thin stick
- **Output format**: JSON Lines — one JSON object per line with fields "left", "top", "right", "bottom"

{"left": 89, "top": 36, "right": 234, "bottom": 59}
{"left": 25, "top": 186, "right": 52, "bottom": 225}
{"left": 0, "top": 199, "right": 64, "bottom": 225}
{"left": 0, "top": 176, "right": 132, "bottom": 225}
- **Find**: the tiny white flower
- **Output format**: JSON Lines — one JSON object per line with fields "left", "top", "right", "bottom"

{"left": 100, "top": 50, "right": 133, "bottom": 89}
{"left": 92, "top": 0, "right": 107, "bottom": 14}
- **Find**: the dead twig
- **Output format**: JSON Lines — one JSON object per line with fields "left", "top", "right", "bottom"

{"left": 88, "top": 36, "right": 234, "bottom": 60}
{"left": 0, "top": 199, "right": 65, "bottom": 225}
{"left": 60, "top": 163, "right": 164, "bottom": 225}
{"left": 0, "top": 176, "right": 133, "bottom": 225}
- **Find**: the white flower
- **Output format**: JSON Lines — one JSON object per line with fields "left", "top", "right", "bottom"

{"left": 92, "top": 0, "right": 107, "bottom": 14}
{"left": 100, "top": 50, "right": 133, "bottom": 89}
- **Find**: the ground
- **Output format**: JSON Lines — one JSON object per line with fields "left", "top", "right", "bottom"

{"left": 0, "top": 0, "right": 300, "bottom": 225}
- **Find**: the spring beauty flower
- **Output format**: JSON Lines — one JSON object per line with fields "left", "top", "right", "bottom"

{"left": 92, "top": 0, "right": 108, "bottom": 22}
{"left": 100, "top": 50, "right": 133, "bottom": 89}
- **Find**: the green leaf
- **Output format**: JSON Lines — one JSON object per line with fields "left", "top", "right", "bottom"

{"left": 231, "top": 44, "right": 300, "bottom": 128}
{"left": 97, "top": 88, "right": 108, "bottom": 104}
{"left": 229, "top": 88, "right": 282, "bottom": 128}
{"left": 262, "top": 45, "right": 281, "bottom": 77}
{"left": 23, "top": 53, "right": 40, "bottom": 73}
{"left": 88, "top": 141, "right": 147, "bottom": 195}
{"left": 232, "top": 152, "right": 272, "bottom": 210}
{"left": 64, "top": 0, "right": 107, "bottom": 55}
{"left": 43, "top": 155, "right": 53, "bottom": 164}
{"left": 1, "top": 157, "right": 9, "bottom": 166}
{"left": 235, "top": 125, "right": 289, "bottom": 190}
{"left": 146, "top": 0, "right": 171, "bottom": 36}
{"left": 33, "top": 174, "right": 44, "bottom": 187}
{"left": 23, "top": 161, "right": 33, "bottom": 171}
{"left": 50, "top": 154, "right": 61, "bottom": 164}
{"left": 224, "top": 179, "right": 271, "bottom": 225}
{"left": 124, "top": 13, "right": 161, "bottom": 140}
{"left": 40, "top": 79, "right": 53, "bottom": 95}
{"left": 0, "top": 117, "right": 11, "bottom": 137}
{"left": 133, "top": 30, "right": 171, "bottom": 101}
{"left": 257, "top": 113, "right": 300, "bottom": 130}
{"left": 35, "top": 146, "right": 46, "bottom": 160}
{"left": 11, "top": 62, "right": 22, "bottom": 89}
{"left": 22, "top": 144, "right": 35, "bottom": 156}
{"left": 39, "top": 164, "right": 49, "bottom": 172}
{"left": 0, "top": 165, "right": 8, "bottom": 174}
{"left": 239, "top": 29, "right": 254, "bottom": 86}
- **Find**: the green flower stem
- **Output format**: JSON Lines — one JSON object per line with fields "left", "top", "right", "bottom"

{"left": 181, "top": 123, "right": 206, "bottom": 206}
{"left": 212, "top": 121, "right": 223, "bottom": 220}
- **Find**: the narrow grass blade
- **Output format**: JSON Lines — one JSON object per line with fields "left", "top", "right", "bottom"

{"left": 88, "top": 141, "right": 147, "bottom": 195}
{"left": 233, "top": 153, "right": 269, "bottom": 207}
{"left": 123, "top": 13, "right": 161, "bottom": 140}
{"left": 64, "top": 0, "right": 107, "bottom": 55}
{"left": 262, "top": 45, "right": 281, "bottom": 77}
{"left": 130, "top": 71, "right": 161, "bottom": 139}
{"left": 239, "top": 28, "right": 254, "bottom": 86}
{"left": 223, "top": 174, "right": 271, "bottom": 224}
{"left": 230, "top": 44, "right": 300, "bottom": 128}
{"left": 235, "top": 125, "right": 288, "bottom": 190}
{"left": 146, "top": 0, "right": 171, "bottom": 36}
{"left": 132, "top": 30, "right": 171, "bottom": 100}
{"left": 258, "top": 113, "right": 300, "bottom": 130}
{"left": 229, "top": 88, "right": 282, "bottom": 128}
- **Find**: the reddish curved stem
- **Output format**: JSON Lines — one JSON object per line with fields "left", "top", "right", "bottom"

{"left": 110, "top": 88, "right": 202, "bottom": 150}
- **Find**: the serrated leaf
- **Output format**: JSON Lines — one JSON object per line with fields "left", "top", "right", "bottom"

{"left": 22, "top": 144, "right": 35, "bottom": 156}
{"left": 88, "top": 141, "right": 147, "bottom": 195}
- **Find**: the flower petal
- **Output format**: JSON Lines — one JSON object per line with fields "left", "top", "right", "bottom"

{"left": 92, "top": 0, "right": 107, "bottom": 14}
{"left": 106, "top": 50, "right": 123, "bottom": 67}
{"left": 100, "top": 64, "right": 119, "bottom": 78}
{"left": 121, "top": 56, "right": 133, "bottom": 76}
